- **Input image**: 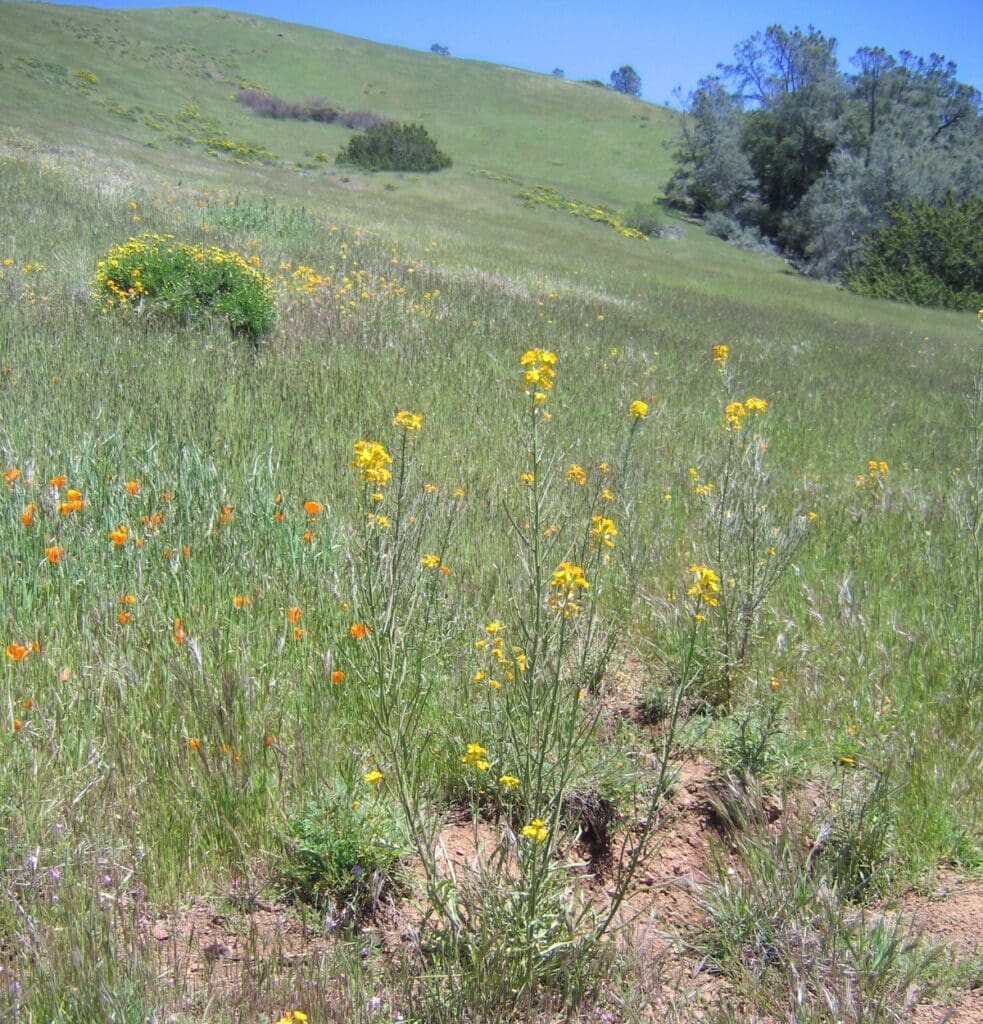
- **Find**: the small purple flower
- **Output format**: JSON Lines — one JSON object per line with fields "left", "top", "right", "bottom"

{"left": 352, "top": 864, "right": 364, "bottom": 878}
{"left": 49, "top": 867, "right": 60, "bottom": 882}
{"left": 368, "top": 995, "right": 382, "bottom": 1010}
{"left": 26, "top": 854, "right": 38, "bottom": 873}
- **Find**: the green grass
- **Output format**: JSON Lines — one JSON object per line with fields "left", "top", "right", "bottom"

{"left": 0, "top": 4, "right": 980, "bottom": 1022}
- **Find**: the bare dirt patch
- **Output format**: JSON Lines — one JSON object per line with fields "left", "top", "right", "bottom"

{"left": 148, "top": 896, "right": 334, "bottom": 995}
{"left": 899, "top": 874, "right": 983, "bottom": 1024}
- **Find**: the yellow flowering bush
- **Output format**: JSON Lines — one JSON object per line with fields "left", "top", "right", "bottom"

{"left": 93, "top": 233, "right": 277, "bottom": 338}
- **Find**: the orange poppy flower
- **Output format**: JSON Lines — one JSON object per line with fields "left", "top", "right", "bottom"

{"left": 3, "top": 468, "right": 21, "bottom": 484}
{"left": 286, "top": 607, "right": 301, "bottom": 624}
{"left": 188, "top": 737, "right": 200, "bottom": 751}
{"left": 60, "top": 498, "right": 85, "bottom": 515}
{"left": 13, "top": 719, "right": 23, "bottom": 732}
{"left": 173, "top": 618, "right": 185, "bottom": 645}
{"left": 274, "top": 510, "right": 284, "bottom": 522}
{"left": 49, "top": 476, "right": 66, "bottom": 490}
{"left": 5, "top": 644, "right": 29, "bottom": 662}
{"left": 232, "top": 594, "right": 251, "bottom": 609}
{"left": 21, "top": 503, "right": 35, "bottom": 527}
{"left": 349, "top": 623, "right": 371, "bottom": 640}
{"left": 304, "top": 500, "right": 324, "bottom": 516}
{"left": 124, "top": 480, "right": 140, "bottom": 496}
{"left": 45, "top": 546, "right": 64, "bottom": 565}
{"left": 108, "top": 524, "right": 128, "bottom": 546}
{"left": 117, "top": 612, "right": 131, "bottom": 625}
{"left": 303, "top": 531, "right": 314, "bottom": 543}
{"left": 332, "top": 669, "right": 345, "bottom": 685}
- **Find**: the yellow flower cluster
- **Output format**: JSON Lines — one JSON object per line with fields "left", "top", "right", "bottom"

{"left": 472, "top": 620, "right": 526, "bottom": 688}
{"left": 712, "top": 344, "right": 729, "bottom": 366}
{"left": 856, "top": 459, "right": 889, "bottom": 488}
{"left": 687, "top": 564, "right": 721, "bottom": 607}
{"left": 521, "top": 818, "right": 549, "bottom": 842}
{"left": 629, "top": 399, "right": 649, "bottom": 419}
{"left": 590, "top": 515, "right": 617, "bottom": 550}
{"left": 549, "top": 561, "right": 589, "bottom": 616}
{"left": 393, "top": 410, "right": 423, "bottom": 432}
{"left": 519, "top": 184, "right": 647, "bottom": 239}
{"left": 724, "top": 396, "right": 768, "bottom": 430}
{"left": 351, "top": 441, "right": 393, "bottom": 486}
{"left": 520, "top": 348, "right": 557, "bottom": 399}
{"left": 461, "top": 742, "right": 490, "bottom": 771}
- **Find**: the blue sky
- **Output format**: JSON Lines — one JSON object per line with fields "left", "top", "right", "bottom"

{"left": 55, "top": 1, "right": 983, "bottom": 104}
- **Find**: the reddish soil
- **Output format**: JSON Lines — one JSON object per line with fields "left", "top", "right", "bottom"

{"left": 141, "top": 712, "right": 980, "bottom": 1024}
{"left": 902, "top": 875, "right": 983, "bottom": 1024}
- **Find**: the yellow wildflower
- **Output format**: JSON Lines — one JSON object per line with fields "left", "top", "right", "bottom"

{"left": 461, "top": 742, "right": 490, "bottom": 771}
{"left": 522, "top": 818, "right": 549, "bottom": 843}
{"left": 351, "top": 440, "right": 392, "bottom": 486}
{"left": 549, "top": 561, "right": 589, "bottom": 616}
{"left": 520, "top": 348, "right": 557, "bottom": 395}
{"left": 590, "top": 514, "right": 617, "bottom": 549}
{"left": 724, "top": 401, "right": 747, "bottom": 430}
{"left": 687, "top": 564, "right": 721, "bottom": 607}
{"left": 393, "top": 410, "right": 424, "bottom": 432}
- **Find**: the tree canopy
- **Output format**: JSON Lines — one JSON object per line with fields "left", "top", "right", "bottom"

{"left": 666, "top": 25, "right": 983, "bottom": 305}
{"left": 610, "top": 66, "right": 642, "bottom": 96}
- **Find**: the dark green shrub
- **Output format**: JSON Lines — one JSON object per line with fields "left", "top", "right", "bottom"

{"left": 336, "top": 122, "right": 452, "bottom": 173}
{"left": 278, "top": 789, "right": 406, "bottom": 927}
{"left": 93, "top": 233, "right": 277, "bottom": 339}
{"left": 847, "top": 192, "right": 983, "bottom": 310}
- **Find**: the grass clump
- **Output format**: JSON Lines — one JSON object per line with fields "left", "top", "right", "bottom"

{"left": 337, "top": 121, "right": 452, "bottom": 172}
{"left": 278, "top": 788, "right": 406, "bottom": 928}
{"left": 93, "top": 233, "right": 277, "bottom": 339}
{"left": 701, "top": 819, "right": 946, "bottom": 1022}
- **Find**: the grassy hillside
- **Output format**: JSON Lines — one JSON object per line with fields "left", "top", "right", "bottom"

{"left": 0, "top": 3, "right": 675, "bottom": 206}
{"left": 0, "top": 4, "right": 981, "bottom": 1024}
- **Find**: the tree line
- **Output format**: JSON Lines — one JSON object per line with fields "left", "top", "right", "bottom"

{"left": 666, "top": 25, "right": 982, "bottom": 309}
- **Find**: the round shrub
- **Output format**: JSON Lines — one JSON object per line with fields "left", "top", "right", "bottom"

{"left": 336, "top": 122, "right": 451, "bottom": 173}
{"left": 94, "top": 233, "right": 277, "bottom": 339}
